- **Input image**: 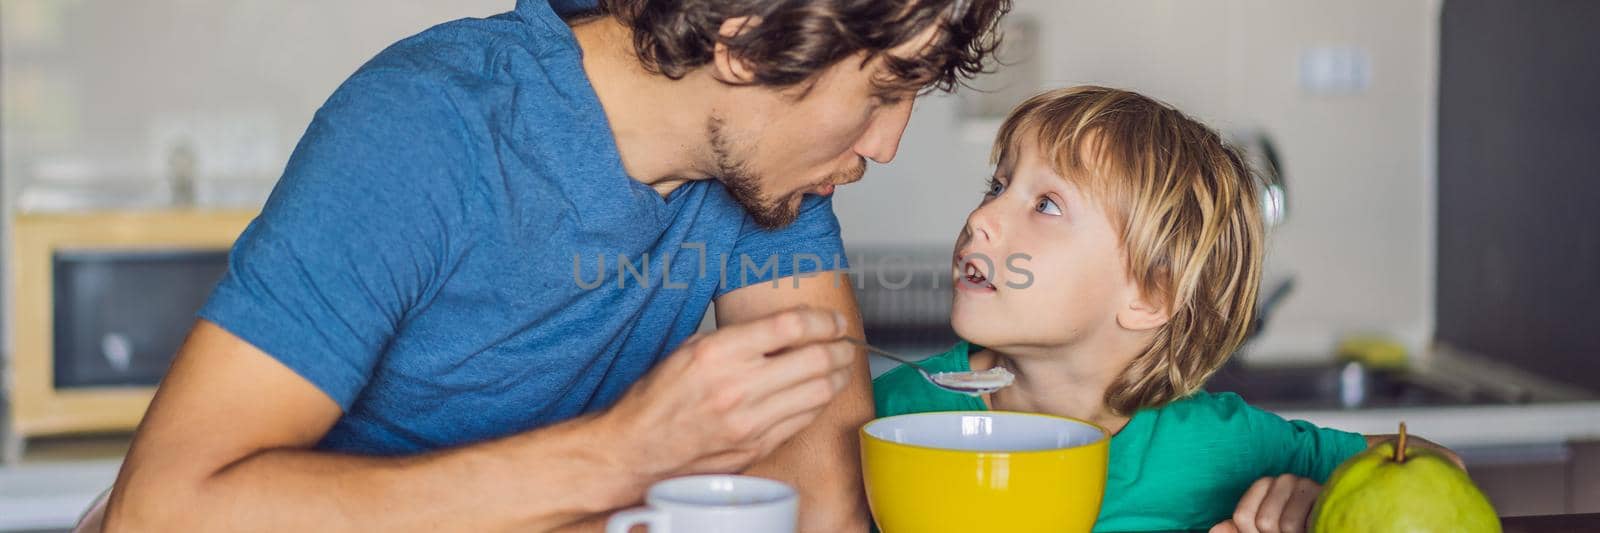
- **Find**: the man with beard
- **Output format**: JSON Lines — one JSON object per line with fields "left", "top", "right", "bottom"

{"left": 103, "top": 0, "right": 1007, "bottom": 531}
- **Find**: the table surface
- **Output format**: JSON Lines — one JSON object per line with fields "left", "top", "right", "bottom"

{"left": 1138, "top": 514, "right": 1600, "bottom": 533}
{"left": 1501, "top": 513, "right": 1600, "bottom": 533}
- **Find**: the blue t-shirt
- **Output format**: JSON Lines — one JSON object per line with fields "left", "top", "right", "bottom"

{"left": 199, "top": 0, "right": 847, "bottom": 455}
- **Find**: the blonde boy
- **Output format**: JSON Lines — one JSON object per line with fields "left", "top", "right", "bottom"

{"left": 873, "top": 86, "right": 1452, "bottom": 532}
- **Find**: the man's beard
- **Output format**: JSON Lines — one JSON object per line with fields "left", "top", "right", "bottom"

{"left": 709, "top": 117, "right": 866, "bottom": 230}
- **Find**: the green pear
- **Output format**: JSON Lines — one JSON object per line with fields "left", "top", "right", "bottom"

{"left": 1311, "top": 423, "right": 1499, "bottom": 533}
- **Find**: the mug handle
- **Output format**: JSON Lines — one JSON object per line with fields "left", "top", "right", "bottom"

{"left": 606, "top": 506, "right": 668, "bottom": 533}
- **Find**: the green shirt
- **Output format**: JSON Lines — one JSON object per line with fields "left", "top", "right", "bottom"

{"left": 872, "top": 342, "right": 1369, "bottom": 532}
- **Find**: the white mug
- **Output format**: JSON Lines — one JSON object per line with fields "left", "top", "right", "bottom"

{"left": 605, "top": 475, "right": 798, "bottom": 533}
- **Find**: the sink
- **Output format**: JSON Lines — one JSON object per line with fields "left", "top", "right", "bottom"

{"left": 1205, "top": 361, "right": 1526, "bottom": 410}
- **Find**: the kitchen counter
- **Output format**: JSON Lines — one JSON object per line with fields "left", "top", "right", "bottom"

{"left": 1227, "top": 345, "right": 1600, "bottom": 449}
{"left": 1279, "top": 401, "right": 1600, "bottom": 449}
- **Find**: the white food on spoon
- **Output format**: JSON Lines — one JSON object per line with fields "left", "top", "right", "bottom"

{"left": 930, "top": 366, "right": 1015, "bottom": 394}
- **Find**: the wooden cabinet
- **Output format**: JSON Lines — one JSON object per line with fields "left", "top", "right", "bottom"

{"left": 4, "top": 210, "right": 255, "bottom": 463}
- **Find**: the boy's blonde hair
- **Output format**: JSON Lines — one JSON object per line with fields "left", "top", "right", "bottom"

{"left": 993, "top": 86, "right": 1265, "bottom": 415}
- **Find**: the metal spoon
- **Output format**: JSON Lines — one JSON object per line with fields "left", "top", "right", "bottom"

{"left": 843, "top": 337, "right": 1013, "bottom": 396}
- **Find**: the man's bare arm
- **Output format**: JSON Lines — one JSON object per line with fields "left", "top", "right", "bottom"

{"left": 716, "top": 271, "right": 873, "bottom": 533}
{"left": 109, "top": 309, "right": 856, "bottom": 532}
{"left": 106, "top": 321, "right": 642, "bottom": 532}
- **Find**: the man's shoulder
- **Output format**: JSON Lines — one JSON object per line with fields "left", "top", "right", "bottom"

{"left": 290, "top": 11, "right": 602, "bottom": 207}
{"left": 364, "top": 11, "right": 561, "bottom": 80}
{"left": 334, "top": 10, "right": 582, "bottom": 117}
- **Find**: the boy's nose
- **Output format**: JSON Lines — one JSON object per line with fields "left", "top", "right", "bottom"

{"left": 964, "top": 203, "right": 998, "bottom": 243}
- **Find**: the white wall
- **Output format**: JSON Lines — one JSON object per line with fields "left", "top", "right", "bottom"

{"left": 833, "top": 0, "right": 1440, "bottom": 361}
{"left": 2, "top": 1, "right": 513, "bottom": 187}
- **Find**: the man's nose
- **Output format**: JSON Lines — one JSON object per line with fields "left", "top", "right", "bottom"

{"left": 853, "top": 99, "right": 913, "bottom": 164}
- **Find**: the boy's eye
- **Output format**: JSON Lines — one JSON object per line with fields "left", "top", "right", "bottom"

{"left": 1035, "top": 196, "right": 1063, "bottom": 216}
{"left": 984, "top": 178, "right": 1005, "bottom": 197}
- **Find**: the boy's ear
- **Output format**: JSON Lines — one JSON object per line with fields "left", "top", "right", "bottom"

{"left": 712, "top": 16, "right": 761, "bottom": 85}
{"left": 1117, "top": 290, "right": 1171, "bottom": 332}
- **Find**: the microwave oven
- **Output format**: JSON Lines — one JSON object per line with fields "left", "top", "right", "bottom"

{"left": 6, "top": 209, "right": 255, "bottom": 456}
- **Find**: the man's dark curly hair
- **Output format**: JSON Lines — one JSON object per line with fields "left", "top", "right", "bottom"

{"left": 597, "top": 0, "right": 1011, "bottom": 93}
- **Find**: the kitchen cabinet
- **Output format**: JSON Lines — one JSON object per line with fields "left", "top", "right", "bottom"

{"left": 1466, "top": 439, "right": 1600, "bottom": 516}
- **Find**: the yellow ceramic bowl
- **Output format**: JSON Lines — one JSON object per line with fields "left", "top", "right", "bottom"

{"left": 861, "top": 411, "right": 1109, "bottom": 533}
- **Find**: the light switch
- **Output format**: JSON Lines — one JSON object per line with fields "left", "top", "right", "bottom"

{"left": 1299, "top": 45, "right": 1371, "bottom": 95}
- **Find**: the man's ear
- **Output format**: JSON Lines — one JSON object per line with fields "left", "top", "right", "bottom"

{"left": 1117, "top": 289, "right": 1171, "bottom": 332}
{"left": 712, "top": 16, "right": 761, "bottom": 84}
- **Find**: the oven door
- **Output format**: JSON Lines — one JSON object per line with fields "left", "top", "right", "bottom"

{"left": 52, "top": 249, "right": 229, "bottom": 388}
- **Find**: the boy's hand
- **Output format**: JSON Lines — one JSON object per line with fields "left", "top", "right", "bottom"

{"left": 1210, "top": 474, "right": 1322, "bottom": 533}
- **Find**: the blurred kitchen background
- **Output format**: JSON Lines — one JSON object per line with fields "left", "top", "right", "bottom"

{"left": 2, "top": 1, "right": 1597, "bottom": 530}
